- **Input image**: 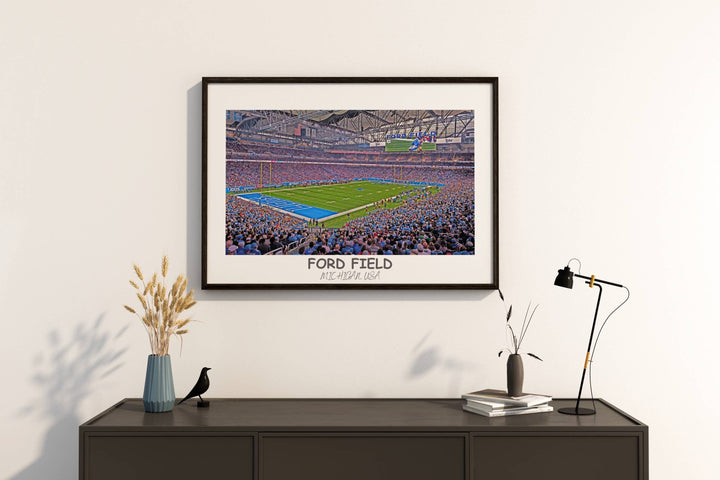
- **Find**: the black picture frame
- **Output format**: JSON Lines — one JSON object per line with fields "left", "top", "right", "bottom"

{"left": 202, "top": 77, "right": 498, "bottom": 290}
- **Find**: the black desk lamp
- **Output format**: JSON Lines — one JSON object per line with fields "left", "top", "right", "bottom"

{"left": 554, "top": 260, "right": 626, "bottom": 415}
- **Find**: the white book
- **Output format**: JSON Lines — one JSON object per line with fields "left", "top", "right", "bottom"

{"left": 465, "top": 398, "right": 535, "bottom": 412}
{"left": 463, "top": 403, "right": 554, "bottom": 418}
{"left": 462, "top": 389, "right": 552, "bottom": 408}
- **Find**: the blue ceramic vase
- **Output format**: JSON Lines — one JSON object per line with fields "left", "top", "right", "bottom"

{"left": 143, "top": 355, "right": 176, "bottom": 413}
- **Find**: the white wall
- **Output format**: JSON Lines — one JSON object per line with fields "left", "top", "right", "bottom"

{"left": 2, "top": 1, "right": 719, "bottom": 478}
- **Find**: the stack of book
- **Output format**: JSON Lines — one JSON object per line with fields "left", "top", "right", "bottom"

{"left": 462, "top": 389, "right": 553, "bottom": 417}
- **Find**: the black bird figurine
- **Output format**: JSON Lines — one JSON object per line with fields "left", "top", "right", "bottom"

{"left": 178, "top": 367, "right": 211, "bottom": 407}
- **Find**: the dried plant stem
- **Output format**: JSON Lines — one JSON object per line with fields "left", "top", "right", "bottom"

{"left": 499, "top": 291, "right": 540, "bottom": 357}
{"left": 507, "top": 324, "right": 519, "bottom": 353}
{"left": 125, "top": 256, "right": 196, "bottom": 356}
{"left": 518, "top": 303, "right": 539, "bottom": 347}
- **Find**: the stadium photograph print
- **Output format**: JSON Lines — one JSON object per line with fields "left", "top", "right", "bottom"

{"left": 202, "top": 77, "right": 498, "bottom": 289}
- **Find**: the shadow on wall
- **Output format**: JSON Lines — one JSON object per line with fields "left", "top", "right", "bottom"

{"left": 407, "top": 331, "right": 479, "bottom": 396}
{"left": 10, "top": 315, "right": 127, "bottom": 480}
{"left": 186, "top": 82, "right": 202, "bottom": 296}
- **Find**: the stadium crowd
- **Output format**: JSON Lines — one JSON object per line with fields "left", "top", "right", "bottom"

{"left": 225, "top": 170, "right": 475, "bottom": 255}
{"left": 222, "top": 120, "right": 484, "bottom": 255}
{"left": 325, "top": 184, "right": 475, "bottom": 256}
{"left": 226, "top": 141, "right": 473, "bottom": 166}
{"left": 225, "top": 196, "right": 308, "bottom": 255}
{"left": 226, "top": 161, "right": 472, "bottom": 189}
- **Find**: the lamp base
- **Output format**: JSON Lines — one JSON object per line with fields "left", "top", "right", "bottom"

{"left": 558, "top": 406, "right": 596, "bottom": 415}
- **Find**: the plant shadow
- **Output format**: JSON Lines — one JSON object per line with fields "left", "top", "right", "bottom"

{"left": 9, "top": 315, "right": 127, "bottom": 480}
{"left": 407, "top": 331, "right": 479, "bottom": 396}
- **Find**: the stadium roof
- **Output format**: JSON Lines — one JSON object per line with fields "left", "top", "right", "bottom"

{"left": 227, "top": 110, "right": 474, "bottom": 146}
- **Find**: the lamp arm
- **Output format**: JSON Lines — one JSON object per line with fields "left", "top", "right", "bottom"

{"left": 573, "top": 273, "right": 624, "bottom": 288}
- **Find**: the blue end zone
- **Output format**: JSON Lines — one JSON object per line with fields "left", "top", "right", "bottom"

{"left": 238, "top": 193, "right": 337, "bottom": 220}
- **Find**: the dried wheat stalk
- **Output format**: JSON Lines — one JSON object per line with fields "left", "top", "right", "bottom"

{"left": 124, "top": 256, "right": 197, "bottom": 356}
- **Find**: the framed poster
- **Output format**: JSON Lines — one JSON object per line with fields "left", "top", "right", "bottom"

{"left": 202, "top": 77, "right": 498, "bottom": 289}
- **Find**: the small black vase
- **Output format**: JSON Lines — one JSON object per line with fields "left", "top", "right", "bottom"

{"left": 506, "top": 354, "right": 524, "bottom": 397}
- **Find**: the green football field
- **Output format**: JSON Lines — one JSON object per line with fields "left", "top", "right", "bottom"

{"left": 255, "top": 181, "right": 419, "bottom": 213}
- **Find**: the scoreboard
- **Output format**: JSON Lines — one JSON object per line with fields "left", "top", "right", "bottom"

{"left": 385, "top": 138, "right": 437, "bottom": 152}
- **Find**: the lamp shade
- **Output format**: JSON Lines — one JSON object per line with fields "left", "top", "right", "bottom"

{"left": 554, "top": 266, "right": 574, "bottom": 289}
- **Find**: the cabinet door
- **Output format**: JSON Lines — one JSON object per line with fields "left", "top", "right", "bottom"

{"left": 261, "top": 434, "right": 465, "bottom": 480}
{"left": 472, "top": 434, "right": 640, "bottom": 480}
{"left": 85, "top": 434, "right": 254, "bottom": 480}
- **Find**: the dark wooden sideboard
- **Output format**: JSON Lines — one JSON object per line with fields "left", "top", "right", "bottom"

{"left": 79, "top": 398, "right": 647, "bottom": 480}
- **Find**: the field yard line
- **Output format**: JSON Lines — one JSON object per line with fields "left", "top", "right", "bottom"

{"left": 255, "top": 180, "right": 370, "bottom": 195}
{"left": 269, "top": 184, "right": 411, "bottom": 208}
{"left": 237, "top": 181, "right": 419, "bottom": 222}
{"left": 320, "top": 200, "right": 389, "bottom": 222}
{"left": 234, "top": 195, "right": 310, "bottom": 221}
